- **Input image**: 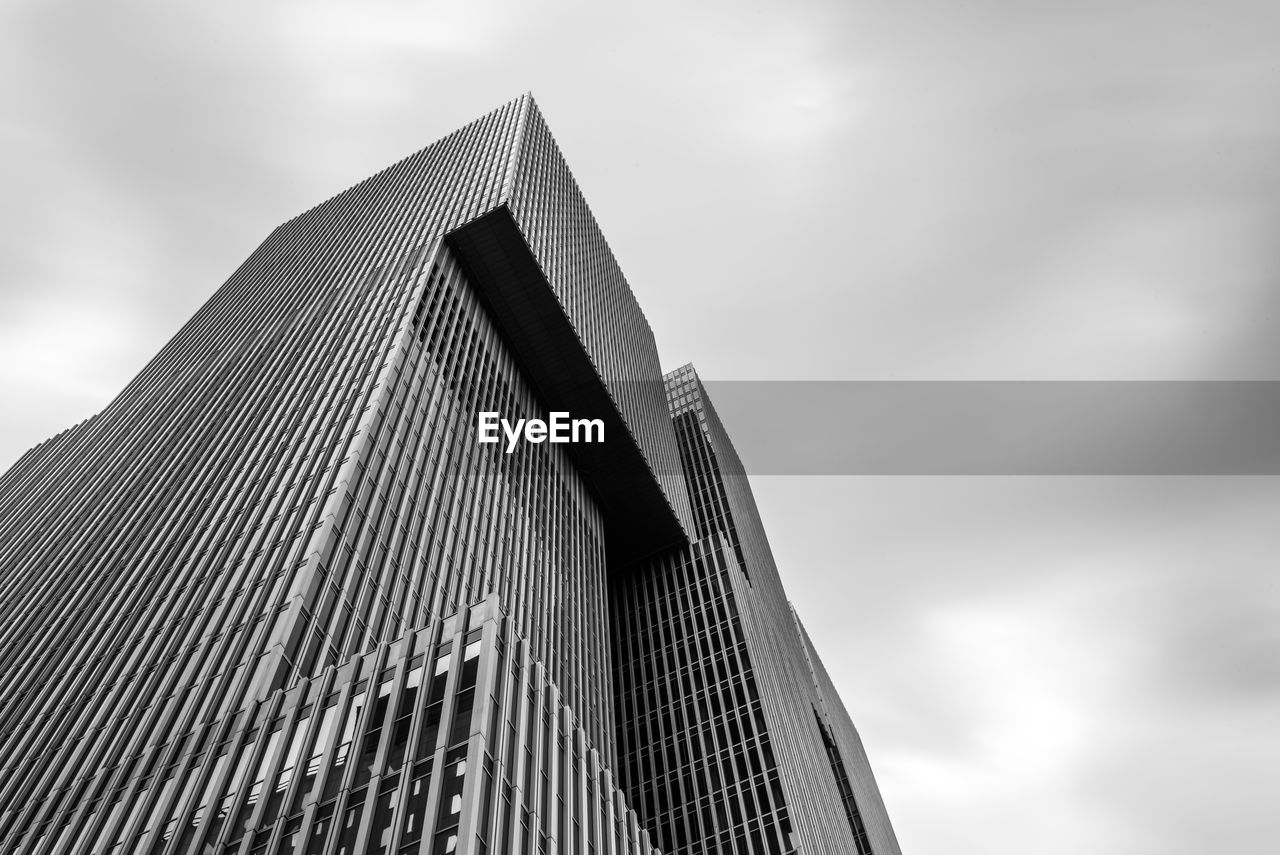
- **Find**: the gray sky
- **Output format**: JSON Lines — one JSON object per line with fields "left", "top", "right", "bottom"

{"left": 1, "top": 1, "right": 1277, "bottom": 853}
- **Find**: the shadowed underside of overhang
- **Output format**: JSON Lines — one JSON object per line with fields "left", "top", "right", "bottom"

{"left": 447, "top": 205, "right": 688, "bottom": 563}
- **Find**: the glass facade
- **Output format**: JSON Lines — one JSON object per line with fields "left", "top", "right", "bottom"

{"left": 0, "top": 96, "right": 898, "bottom": 854}
{"left": 610, "top": 367, "right": 900, "bottom": 855}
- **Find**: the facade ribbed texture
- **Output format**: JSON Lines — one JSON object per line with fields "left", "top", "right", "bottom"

{"left": 609, "top": 365, "right": 902, "bottom": 855}
{"left": 503, "top": 106, "right": 690, "bottom": 536}
{"left": 792, "top": 610, "right": 899, "bottom": 855}
{"left": 0, "top": 98, "right": 898, "bottom": 855}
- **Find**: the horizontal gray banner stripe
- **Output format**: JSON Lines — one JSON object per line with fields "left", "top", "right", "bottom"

{"left": 688, "top": 381, "right": 1280, "bottom": 475}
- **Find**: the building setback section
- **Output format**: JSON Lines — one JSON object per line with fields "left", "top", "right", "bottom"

{"left": 0, "top": 94, "right": 900, "bottom": 855}
{"left": 610, "top": 366, "right": 902, "bottom": 855}
{"left": 446, "top": 205, "right": 686, "bottom": 563}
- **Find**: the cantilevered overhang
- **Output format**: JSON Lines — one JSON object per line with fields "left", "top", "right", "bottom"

{"left": 447, "top": 205, "right": 688, "bottom": 562}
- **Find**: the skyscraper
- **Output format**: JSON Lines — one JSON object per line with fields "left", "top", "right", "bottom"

{"left": 0, "top": 95, "right": 899, "bottom": 855}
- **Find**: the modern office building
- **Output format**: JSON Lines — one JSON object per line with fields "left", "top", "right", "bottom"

{"left": 0, "top": 95, "right": 900, "bottom": 855}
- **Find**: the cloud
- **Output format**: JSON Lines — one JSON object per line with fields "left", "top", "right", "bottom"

{"left": 766, "top": 475, "right": 1279, "bottom": 855}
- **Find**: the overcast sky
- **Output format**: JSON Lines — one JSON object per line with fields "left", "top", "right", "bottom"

{"left": 1, "top": 2, "right": 1278, "bottom": 853}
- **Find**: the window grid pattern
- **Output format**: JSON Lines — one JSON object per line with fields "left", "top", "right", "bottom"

{"left": 813, "top": 711, "right": 873, "bottom": 855}
{"left": 790, "top": 611, "right": 901, "bottom": 855}
{"left": 609, "top": 366, "right": 902, "bottom": 855}
{"left": 1, "top": 598, "right": 658, "bottom": 855}
{"left": 611, "top": 542, "right": 794, "bottom": 855}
